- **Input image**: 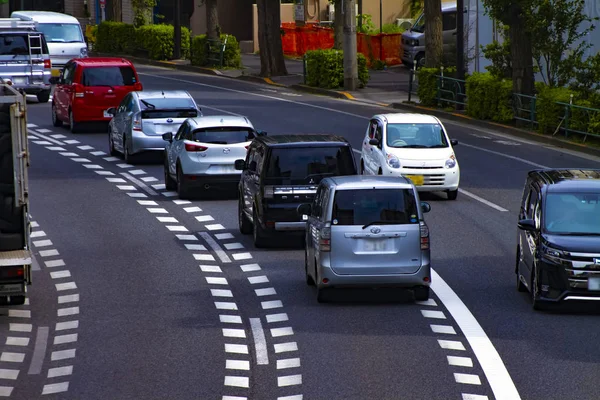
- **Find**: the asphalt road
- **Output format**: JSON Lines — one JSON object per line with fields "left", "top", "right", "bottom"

{"left": 2, "top": 64, "right": 599, "bottom": 400}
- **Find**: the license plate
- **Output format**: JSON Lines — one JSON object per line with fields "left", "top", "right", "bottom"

{"left": 0, "top": 284, "right": 23, "bottom": 294}
{"left": 103, "top": 110, "right": 112, "bottom": 118}
{"left": 363, "top": 239, "right": 388, "bottom": 252}
{"left": 405, "top": 174, "right": 424, "bottom": 186}
{"left": 51, "top": 68, "right": 61, "bottom": 77}
{"left": 588, "top": 277, "right": 600, "bottom": 291}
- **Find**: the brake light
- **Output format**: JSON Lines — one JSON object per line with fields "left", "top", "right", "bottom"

{"left": 73, "top": 83, "right": 84, "bottom": 98}
{"left": 133, "top": 114, "right": 142, "bottom": 131}
{"left": 43, "top": 59, "right": 51, "bottom": 69}
{"left": 420, "top": 222, "right": 429, "bottom": 250}
{"left": 185, "top": 143, "right": 208, "bottom": 152}
{"left": 134, "top": 82, "right": 143, "bottom": 91}
{"left": 245, "top": 145, "right": 249, "bottom": 150}
{"left": 319, "top": 227, "right": 331, "bottom": 252}
{"left": 263, "top": 186, "right": 274, "bottom": 199}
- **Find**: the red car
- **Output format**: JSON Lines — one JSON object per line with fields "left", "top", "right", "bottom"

{"left": 50, "top": 57, "right": 143, "bottom": 133}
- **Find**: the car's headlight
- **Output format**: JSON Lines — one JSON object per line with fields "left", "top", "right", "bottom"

{"left": 410, "top": 39, "right": 419, "bottom": 46}
{"left": 541, "top": 245, "right": 565, "bottom": 259}
{"left": 445, "top": 156, "right": 456, "bottom": 169}
{"left": 80, "top": 47, "right": 88, "bottom": 57}
{"left": 386, "top": 154, "right": 401, "bottom": 169}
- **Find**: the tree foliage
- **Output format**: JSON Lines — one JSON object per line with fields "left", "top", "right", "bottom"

{"left": 481, "top": 25, "right": 511, "bottom": 79}
{"left": 131, "top": 0, "right": 157, "bottom": 27}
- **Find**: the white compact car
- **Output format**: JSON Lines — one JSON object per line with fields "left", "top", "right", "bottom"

{"left": 360, "top": 113, "right": 460, "bottom": 200}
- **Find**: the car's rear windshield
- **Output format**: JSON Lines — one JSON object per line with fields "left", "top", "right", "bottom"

{"left": 332, "top": 189, "right": 419, "bottom": 226}
{"left": 544, "top": 192, "right": 600, "bottom": 235}
{"left": 265, "top": 146, "right": 355, "bottom": 185}
{"left": 192, "top": 127, "right": 254, "bottom": 144}
{"left": 0, "top": 34, "right": 48, "bottom": 56}
{"left": 140, "top": 98, "right": 197, "bottom": 119}
{"left": 37, "top": 23, "right": 83, "bottom": 43}
{"left": 81, "top": 66, "right": 137, "bottom": 87}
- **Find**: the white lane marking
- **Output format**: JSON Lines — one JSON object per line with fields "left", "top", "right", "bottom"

{"left": 248, "top": 276, "right": 269, "bottom": 284}
{"left": 431, "top": 269, "right": 521, "bottom": 399}
{"left": 448, "top": 356, "right": 474, "bottom": 367}
{"left": 222, "top": 329, "right": 246, "bottom": 338}
{"left": 255, "top": 288, "right": 276, "bottom": 297}
{"left": 63, "top": 140, "right": 79, "bottom": 144}
{"left": 417, "top": 299, "right": 438, "bottom": 307}
{"left": 199, "top": 232, "right": 232, "bottom": 263}
{"left": 30, "top": 231, "right": 46, "bottom": 238}
{"left": 55, "top": 321, "right": 79, "bottom": 331}
{"left": 103, "top": 156, "right": 119, "bottom": 162}
{"left": 51, "top": 349, "right": 76, "bottom": 361}
{"left": 220, "top": 315, "right": 243, "bottom": 324}
{"left": 277, "top": 358, "right": 301, "bottom": 369}
{"left": 36, "top": 128, "right": 52, "bottom": 133}
{"left": 278, "top": 375, "right": 302, "bottom": 387}
{"left": 9, "top": 324, "right": 32, "bottom": 333}
{"left": 55, "top": 282, "right": 77, "bottom": 291}
{"left": 129, "top": 169, "right": 146, "bottom": 175}
{"left": 141, "top": 176, "right": 158, "bottom": 182}
{"left": 176, "top": 234, "right": 198, "bottom": 241}
{"left": 206, "top": 224, "right": 226, "bottom": 231}
{"left": 71, "top": 158, "right": 90, "bottom": 162}
{"left": 215, "top": 302, "right": 238, "bottom": 310}
{"left": 46, "top": 146, "right": 66, "bottom": 151}
{"left": 107, "top": 178, "right": 127, "bottom": 183}
{"left": 271, "top": 327, "right": 294, "bottom": 337}
{"left": 184, "top": 244, "right": 207, "bottom": 251}
{"left": 168, "top": 225, "right": 189, "bottom": 232}
{"left": 494, "top": 140, "right": 520, "bottom": 146}
{"left": 215, "top": 233, "right": 234, "bottom": 240}
{"left": 57, "top": 307, "right": 79, "bottom": 317}
{"left": 116, "top": 185, "right": 136, "bottom": 191}
{"left": 42, "top": 382, "right": 69, "bottom": 394}
{"left": 59, "top": 152, "right": 79, "bottom": 157}
{"left": 249, "top": 318, "right": 269, "bottom": 365}
{"left": 151, "top": 183, "right": 166, "bottom": 190}
{"left": 184, "top": 206, "right": 202, "bottom": 213}
{"left": 50, "top": 271, "right": 71, "bottom": 279}
{"left": 438, "top": 340, "right": 466, "bottom": 351}
{"left": 45, "top": 259, "right": 65, "bottom": 268}
{"left": 0, "top": 353, "right": 25, "bottom": 363}
{"left": 77, "top": 145, "right": 93, "bottom": 150}
{"left": 200, "top": 265, "right": 222, "bottom": 273}
{"left": 224, "top": 243, "right": 244, "bottom": 250}
{"left": 173, "top": 199, "right": 192, "bottom": 205}
{"left": 224, "top": 344, "right": 249, "bottom": 354}
{"left": 0, "top": 369, "right": 19, "bottom": 380}
{"left": 274, "top": 342, "right": 298, "bottom": 353}
{"left": 30, "top": 221, "right": 39, "bottom": 228}
{"left": 224, "top": 376, "right": 249, "bottom": 388}
{"left": 206, "top": 277, "right": 228, "bottom": 285}
{"left": 277, "top": 396, "right": 303, "bottom": 400}
{"left": 421, "top": 310, "right": 446, "bottom": 319}
{"left": 8, "top": 310, "right": 30, "bottom": 318}
{"left": 458, "top": 189, "right": 509, "bottom": 212}
{"left": 222, "top": 396, "right": 247, "bottom": 400}
{"left": 32, "top": 140, "right": 52, "bottom": 145}
{"left": 162, "top": 191, "right": 178, "bottom": 197}
{"left": 195, "top": 215, "right": 214, "bottom": 222}
{"left": 430, "top": 324, "right": 457, "bottom": 335}
{"left": 50, "top": 134, "right": 66, "bottom": 139}
{"left": 194, "top": 254, "right": 215, "bottom": 261}
{"left": 454, "top": 373, "right": 481, "bottom": 385}
{"left": 226, "top": 360, "right": 250, "bottom": 370}
{"left": 462, "top": 394, "right": 489, "bottom": 400}
{"left": 157, "top": 216, "right": 178, "bottom": 223}
{"left": 82, "top": 164, "right": 103, "bottom": 169}
{"left": 27, "top": 123, "right": 37, "bottom": 127}
{"left": 96, "top": 171, "right": 115, "bottom": 176}
{"left": 460, "top": 142, "right": 549, "bottom": 168}
{"left": 266, "top": 313, "right": 289, "bottom": 323}
{"left": 47, "top": 366, "right": 73, "bottom": 378}
{"left": 58, "top": 294, "right": 79, "bottom": 304}
{"left": 33, "top": 239, "right": 52, "bottom": 247}
{"left": 211, "top": 289, "right": 233, "bottom": 297}
{"left": 240, "top": 264, "right": 261, "bottom": 272}
{"left": 137, "top": 200, "right": 158, "bottom": 205}
{"left": 261, "top": 300, "right": 283, "bottom": 310}
{"left": 53, "top": 334, "right": 78, "bottom": 345}
{"left": 147, "top": 208, "right": 168, "bottom": 214}
{"left": 90, "top": 151, "right": 106, "bottom": 156}
{"left": 29, "top": 131, "right": 64, "bottom": 145}
{"left": 116, "top": 163, "right": 133, "bottom": 169}
{"left": 6, "top": 337, "right": 29, "bottom": 347}
{"left": 232, "top": 253, "right": 252, "bottom": 261}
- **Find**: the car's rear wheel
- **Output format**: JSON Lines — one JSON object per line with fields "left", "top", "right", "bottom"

{"left": 238, "top": 198, "right": 252, "bottom": 234}
{"left": 531, "top": 267, "right": 547, "bottom": 311}
{"left": 123, "top": 139, "right": 135, "bottom": 164}
{"left": 37, "top": 91, "right": 50, "bottom": 103}
{"left": 252, "top": 209, "right": 269, "bottom": 248}
{"left": 414, "top": 286, "right": 430, "bottom": 301}
{"left": 360, "top": 160, "right": 365, "bottom": 175}
{"left": 516, "top": 247, "right": 527, "bottom": 292}
{"left": 108, "top": 127, "right": 118, "bottom": 156}
{"left": 447, "top": 189, "right": 458, "bottom": 200}
{"left": 305, "top": 248, "right": 315, "bottom": 286}
{"left": 164, "top": 158, "right": 177, "bottom": 191}
{"left": 51, "top": 103, "right": 63, "bottom": 127}
{"left": 176, "top": 164, "right": 190, "bottom": 199}
{"left": 69, "top": 110, "right": 80, "bottom": 133}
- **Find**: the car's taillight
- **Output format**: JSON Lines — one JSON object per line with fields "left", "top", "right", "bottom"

{"left": 74, "top": 83, "right": 84, "bottom": 98}
{"left": 133, "top": 114, "right": 142, "bottom": 131}
{"left": 263, "top": 185, "right": 274, "bottom": 199}
{"left": 420, "top": 222, "right": 429, "bottom": 250}
{"left": 43, "top": 59, "right": 51, "bottom": 69}
{"left": 185, "top": 143, "right": 208, "bottom": 152}
{"left": 245, "top": 145, "right": 249, "bottom": 150}
{"left": 134, "top": 82, "right": 143, "bottom": 91}
{"left": 319, "top": 227, "right": 331, "bottom": 252}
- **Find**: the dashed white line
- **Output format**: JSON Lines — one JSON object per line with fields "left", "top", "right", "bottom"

{"left": 176, "top": 234, "right": 198, "bottom": 241}
{"left": 430, "top": 324, "right": 457, "bottom": 335}
{"left": 71, "top": 158, "right": 90, "bottom": 163}
{"left": 222, "top": 329, "right": 246, "bottom": 338}
{"left": 5, "top": 337, "right": 29, "bottom": 347}
{"left": 53, "top": 334, "right": 78, "bottom": 345}
{"left": 30, "top": 231, "right": 46, "bottom": 238}
{"left": 103, "top": 156, "right": 119, "bottom": 162}
{"left": 157, "top": 216, "right": 179, "bottom": 223}
{"left": 0, "top": 386, "right": 12, "bottom": 396}
{"left": 141, "top": 176, "right": 158, "bottom": 182}
{"left": 206, "top": 224, "right": 225, "bottom": 231}
{"left": 224, "top": 344, "right": 249, "bottom": 354}
{"left": 211, "top": 289, "right": 233, "bottom": 297}
{"left": 277, "top": 358, "right": 301, "bottom": 369}
{"left": 116, "top": 163, "right": 133, "bottom": 169}
{"left": 137, "top": 200, "right": 158, "bottom": 206}
{"left": 277, "top": 395, "right": 303, "bottom": 400}
{"left": 458, "top": 189, "right": 509, "bottom": 212}
{"left": 200, "top": 265, "right": 223, "bottom": 273}
{"left": 82, "top": 164, "right": 103, "bottom": 169}
{"left": 0, "top": 369, "right": 19, "bottom": 380}
{"left": 151, "top": 183, "right": 166, "bottom": 190}
{"left": 184, "top": 206, "right": 202, "bottom": 213}
{"left": 173, "top": 199, "right": 191, "bottom": 205}
{"left": 462, "top": 394, "right": 489, "bottom": 400}
{"left": 107, "top": 177, "right": 126, "bottom": 183}
{"left": 50, "top": 271, "right": 71, "bottom": 279}
{"left": 271, "top": 327, "right": 294, "bottom": 337}
{"left": 278, "top": 375, "right": 302, "bottom": 387}
{"left": 45, "top": 259, "right": 65, "bottom": 268}
{"left": 55, "top": 321, "right": 79, "bottom": 331}
{"left": 8, "top": 310, "right": 30, "bottom": 318}
{"left": 448, "top": 355, "right": 474, "bottom": 367}
{"left": 421, "top": 310, "right": 446, "bottom": 319}
{"left": 90, "top": 151, "right": 106, "bottom": 156}
{"left": 255, "top": 288, "right": 276, "bottom": 296}
{"left": 59, "top": 152, "right": 78, "bottom": 157}
{"left": 76, "top": 145, "right": 93, "bottom": 150}
{"left": 194, "top": 254, "right": 215, "bottom": 261}
{"left": 51, "top": 349, "right": 76, "bottom": 361}
{"left": 416, "top": 299, "right": 438, "bottom": 307}
{"left": 261, "top": 300, "right": 283, "bottom": 310}
{"left": 57, "top": 307, "right": 79, "bottom": 317}
{"left": 206, "top": 277, "right": 228, "bottom": 285}
{"left": 224, "top": 243, "right": 244, "bottom": 250}
{"left": 147, "top": 208, "right": 168, "bottom": 214}
{"left": 9, "top": 324, "right": 32, "bottom": 333}
{"left": 224, "top": 376, "right": 249, "bottom": 388}
{"left": 0, "top": 353, "right": 25, "bottom": 363}
{"left": 129, "top": 169, "right": 146, "bottom": 175}
{"left": 195, "top": 215, "right": 214, "bottom": 222}
{"left": 273, "top": 342, "right": 298, "bottom": 353}
{"left": 116, "top": 185, "right": 136, "bottom": 191}
{"left": 95, "top": 170, "right": 114, "bottom": 176}
{"left": 248, "top": 276, "right": 269, "bottom": 284}
{"left": 47, "top": 366, "right": 73, "bottom": 378}
{"left": 33, "top": 240, "right": 52, "bottom": 247}
{"left": 161, "top": 191, "right": 178, "bottom": 197}
{"left": 220, "top": 315, "right": 243, "bottom": 324}
{"left": 55, "top": 282, "right": 77, "bottom": 291}
{"left": 215, "top": 302, "right": 238, "bottom": 310}
{"left": 232, "top": 253, "right": 252, "bottom": 261}
{"left": 454, "top": 373, "right": 481, "bottom": 385}
{"left": 266, "top": 313, "right": 289, "bottom": 323}
{"left": 166, "top": 225, "right": 188, "bottom": 232}
{"left": 184, "top": 244, "right": 207, "bottom": 251}
{"left": 438, "top": 340, "right": 466, "bottom": 351}
{"left": 226, "top": 360, "right": 250, "bottom": 370}
{"left": 41, "top": 382, "right": 69, "bottom": 394}
{"left": 215, "top": 233, "right": 234, "bottom": 240}
{"left": 58, "top": 294, "right": 79, "bottom": 304}
{"left": 240, "top": 264, "right": 261, "bottom": 272}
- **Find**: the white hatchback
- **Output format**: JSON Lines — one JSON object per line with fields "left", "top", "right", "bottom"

{"left": 360, "top": 113, "right": 460, "bottom": 200}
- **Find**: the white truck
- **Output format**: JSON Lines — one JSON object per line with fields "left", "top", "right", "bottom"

{"left": 0, "top": 82, "right": 32, "bottom": 305}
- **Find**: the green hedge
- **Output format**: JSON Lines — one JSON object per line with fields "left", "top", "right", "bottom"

{"left": 305, "top": 50, "right": 370, "bottom": 89}
{"left": 465, "top": 72, "right": 513, "bottom": 122}
{"left": 190, "top": 34, "right": 242, "bottom": 68}
{"left": 136, "top": 24, "right": 190, "bottom": 60}
{"left": 416, "top": 67, "right": 456, "bottom": 107}
{"left": 536, "top": 85, "right": 572, "bottom": 134}
{"left": 95, "top": 22, "right": 136, "bottom": 54}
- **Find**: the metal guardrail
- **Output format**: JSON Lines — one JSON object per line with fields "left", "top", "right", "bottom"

{"left": 436, "top": 75, "right": 467, "bottom": 108}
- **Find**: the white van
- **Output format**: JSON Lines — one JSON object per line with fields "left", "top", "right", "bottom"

{"left": 10, "top": 11, "right": 87, "bottom": 73}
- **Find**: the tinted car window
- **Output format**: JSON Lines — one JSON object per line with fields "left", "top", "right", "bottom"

{"left": 386, "top": 123, "right": 448, "bottom": 148}
{"left": 140, "top": 97, "right": 198, "bottom": 119}
{"left": 443, "top": 12, "right": 457, "bottom": 30}
{"left": 192, "top": 127, "right": 254, "bottom": 144}
{"left": 38, "top": 23, "right": 83, "bottom": 43}
{"left": 544, "top": 192, "right": 600, "bottom": 235}
{"left": 332, "top": 189, "right": 419, "bottom": 226}
{"left": 82, "top": 66, "right": 136, "bottom": 86}
{"left": 265, "top": 146, "right": 355, "bottom": 184}
{"left": 0, "top": 34, "right": 48, "bottom": 55}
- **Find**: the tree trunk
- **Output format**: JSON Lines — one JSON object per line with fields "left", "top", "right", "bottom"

{"left": 112, "top": 0, "right": 122, "bottom": 22}
{"left": 257, "top": 0, "right": 288, "bottom": 77}
{"left": 334, "top": 0, "right": 343, "bottom": 50}
{"left": 423, "top": 0, "right": 443, "bottom": 68}
{"left": 206, "top": 0, "right": 219, "bottom": 40}
{"left": 508, "top": 4, "right": 534, "bottom": 95}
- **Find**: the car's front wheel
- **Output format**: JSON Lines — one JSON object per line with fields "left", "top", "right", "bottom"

{"left": 447, "top": 189, "right": 458, "bottom": 200}
{"left": 164, "top": 157, "right": 177, "bottom": 191}
{"left": 37, "top": 91, "right": 50, "bottom": 103}
{"left": 238, "top": 197, "right": 252, "bottom": 235}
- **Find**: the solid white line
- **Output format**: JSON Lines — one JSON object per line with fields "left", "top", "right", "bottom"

{"left": 249, "top": 318, "right": 269, "bottom": 365}
{"left": 5, "top": 337, "right": 29, "bottom": 347}
{"left": 448, "top": 356, "right": 473, "bottom": 367}
{"left": 277, "top": 358, "right": 301, "bottom": 369}
{"left": 278, "top": 374, "right": 302, "bottom": 387}
{"left": 271, "top": 327, "right": 294, "bottom": 337}
{"left": 430, "top": 324, "right": 457, "bottom": 335}
{"left": 438, "top": 340, "right": 466, "bottom": 351}
{"left": 224, "top": 376, "right": 249, "bottom": 388}
{"left": 220, "top": 315, "right": 243, "bottom": 324}
{"left": 431, "top": 269, "right": 521, "bottom": 399}
{"left": 458, "top": 189, "right": 509, "bottom": 212}
{"left": 421, "top": 310, "right": 446, "bottom": 319}
{"left": 266, "top": 313, "right": 289, "bottom": 323}
{"left": 454, "top": 373, "right": 481, "bottom": 385}
{"left": 460, "top": 142, "right": 549, "bottom": 169}
{"left": 166, "top": 225, "right": 188, "bottom": 232}
{"left": 241, "top": 264, "right": 261, "bottom": 272}
{"left": 42, "top": 382, "right": 69, "bottom": 394}
{"left": 226, "top": 360, "right": 250, "bottom": 370}
{"left": 224, "top": 344, "right": 248, "bottom": 354}
{"left": 200, "top": 265, "right": 222, "bottom": 273}
{"left": 47, "top": 366, "right": 73, "bottom": 378}
{"left": 261, "top": 300, "right": 283, "bottom": 310}
{"left": 199, "top": 232, "right": 232, "bottom": 263}
{"left": 255, "top": 288, "right": 276, "bottom": 297}
{"left": 121, "top": 172, "right": 159, "bottom": 196}
{"left": 273, "top": 342, "right": 298, "bottom": 353}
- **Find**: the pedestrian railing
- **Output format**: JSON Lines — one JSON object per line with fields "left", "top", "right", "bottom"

{"left": 206, "top": 35, "right": 228, "bottom": 68}
{"left": 513, "top": 93, "right": 538, "bottom": 129}
{"left": 436, "top": 75, "right": 467, "bottom": 109}
{"left": 557, "top": 102, "right": 600, "bottom": 141}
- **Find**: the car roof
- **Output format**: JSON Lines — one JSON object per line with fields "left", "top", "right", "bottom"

{"left": 256, "top": 134, "right": 350, "bottom": 147}
{"left": 324, "top": 175, "right": 414, "bottom": 190}
{"left": 72, "top": 57, "right": 134, "bottom": 67}
{"left": 188, "top": 115, "right": 253, "bottom": 128}
{"left": 375, "top": 113, "right": 440, "bottom": 124}
{"left": 135, "top": 90, "right": 192, "bottom": 100}
{"left": 530, "top": 169, "right": 600, "bottom": 193}
{"left": 10, "top": 11, "right": 80, "bottom": 23}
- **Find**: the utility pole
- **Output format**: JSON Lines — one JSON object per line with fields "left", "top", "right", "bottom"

{"left": 342, "top": 0, "right": 357, "bottom": 91}
{"left": 456, "top": 0, "right": 465, "bottom": 80}
{"left": 173, "top": 0, "right": 181, "bottom": 59}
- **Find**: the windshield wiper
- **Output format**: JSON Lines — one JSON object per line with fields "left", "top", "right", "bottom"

{"left": 556, "top": 232, "right": 600, "bottom": 236}
{"left": 428, "top": 144, "right": 448, "bottom": 148}
{"left": 397, "top": 144, "right": 428, "bottom": 148}
{"left": 141, "top": 99, "right": 156, "bottom": 109}
{"left": 362, "top": 220, "right": 398, "bottom": 230}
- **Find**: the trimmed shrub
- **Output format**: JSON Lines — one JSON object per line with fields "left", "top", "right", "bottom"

{"left": 136, "top": 24, "right": 190, "bottom": 60}
{"left": 465, "top": 72, "right": 513, "bottom": 122}
{"left": 305, "top": 49, "right": 370, "bottom": 89}
{"left": 536, "top": 85, "right": 572, "bottom": 134}
{"left": 95, "top": 22, "right": 136, "bottom": 54}
{"left": 416, "top": 66, "right": 459, "bottom": 107}
{"left": 190, "top": 34, "right": 242, "bottom": 68}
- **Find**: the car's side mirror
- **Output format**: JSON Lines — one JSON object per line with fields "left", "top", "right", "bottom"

{"left": 517, "top": 218, "right": 536, "bottom": 232}
{"left": 421, "top": 201, "right": 431, "bottom": 213}
{"left": 234, "top": 159, "right": 246, "bottom": 170}
{"left": 162, "top": 132, "right": 173, "bottom": 142}
{"left": 49, "top": 77, "right": 60, "bottom": 85}
{"left": 369, "top": 138, "right": 379, "bottom": 146}
{"left": 450, "top": 139, "right": 459, "bottom": 146}
{"left": 256, "top": 130, "right": 267, "bottom": 136}
{"left": 107, "top": 107, "right": 117, "bottom": 117}
{"left": 297, "top": 203, "right": 312, "bottom": 217}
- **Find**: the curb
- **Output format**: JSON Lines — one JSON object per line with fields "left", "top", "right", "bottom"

{"left": 289, "top": 84, "right": 355, "bottom": 100}
{"left": 391, "top": 102, "right": 600, "bottom": 158}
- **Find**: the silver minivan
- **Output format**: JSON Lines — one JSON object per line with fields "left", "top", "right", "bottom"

{"left": 401, "top": 2, "right": 457, "bottom": 67}
{"left": 299, "top": 175, "right": 432, "bottom": 303}
{"left": 10, "top": 11, "right": 87, "bottom": 73}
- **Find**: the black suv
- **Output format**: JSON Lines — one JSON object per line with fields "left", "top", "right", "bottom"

{"left": 516, "top": 169, "right": 600, "bottom": 310}
{"left": 235, "top": 134, "right": 357, "bottom": 247}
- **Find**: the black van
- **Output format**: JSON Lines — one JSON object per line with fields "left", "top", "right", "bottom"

{"left": 235, "top": 134, "right": 357, "bottom": 248}
{"left": 516, "top": 169, "right": 600, "bottom": 310}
